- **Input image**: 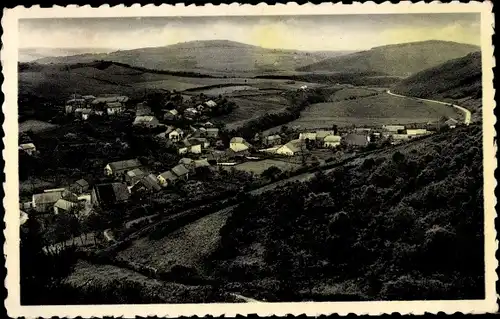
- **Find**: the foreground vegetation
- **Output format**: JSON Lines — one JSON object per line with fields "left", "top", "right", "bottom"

{"left": 208, "top": 125, "right": 484, "bottom": 301}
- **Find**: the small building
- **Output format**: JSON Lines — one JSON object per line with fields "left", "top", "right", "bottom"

{"left": 206, "top": 128, "right": 220, "bottom": 138}
{"left": 230, "top": 137, "right": 252, "bottom": 153}
{"left": 133, "top": 115, "right": 160, "bottom": 127}
{"left": 125, "top": 168, "right": 147, "bottom": 185}
{"left": 188, "top": 137, "right": 210, "bottom": 149}
{"left": 106, "top": 102, "right": 124, "bottom": 115}
{"left": 382, "top": 125, "right": 405, "bottom": 132}
{"left": 19, "top": 143, "right": 36, "bottom": 156}
{"left": 204, "top": 121, "right": 215, "bottom": 128}
{"left": 299, "top": 132, "right": 317, "bottom": 141}
{"left": 32, "top": 191, "right": 64, "bottom": 213}
{"left": 171, "top": 164, "right": 189, "bottom": 180}
{"left": 104, "top": 159, "right": 142, "bottom": 177}
{"left": 53, "top": 199, "right": 77, "bottom": 215}
{"left": 204, "top": 100, "right": 217, "bottom": 108}
{"left": 131, "top": 174, "right": 161, "bottom": 194}
{"left": 406, "top": 129, "right": 429, "bottom": 137}
{"left": 194, "top": 159, "right": 211, "bottom": 169}
{"left": 184, "top": 108, "right": 199, "bottom": 119}
{"left": 444, "top": 118, "right": 459, "bottom": 129}
{"left": 91, "top": 183, "right": 130, "bottom": 207}
{"left": 323, "top": 135, "right": 342, "bottom": 148}
{"left": 20, "top": 210, "right": 29, "bottom": 225}
{"left": 179, "top": 157, "right": 195, "bottom": 167}
{"left": 263, "top": 135, "right": 282, "bottom": 147}
{"left": 65, "top": 98, "right": 86, "bottom": 114}
{"left": 157, "top": 171, "right": 178, "bottom": 187}
{"left": 276, "top": 139, "right": 304, "bottom": 156}
{"left": 315, "top": 131, "right": 336, "bottom": 142}
{"left": 179, "top": 139, "right": 202, "bottom": 154}
{"left": 344, "top": 133, "right": 370, "bottom": 147}
{"left": 168, "top": 128, "right": 184, "bottom": 142}
{"left": 81, "top": 109, "right": 93, "bottom": 120}
{"left": 70, "top": 179, "right": 90, "bottom": 194}
{"left": 163, "top": 109, "right": 179, "bottom": 121}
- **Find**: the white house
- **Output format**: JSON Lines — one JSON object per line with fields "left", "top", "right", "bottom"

{"left": 230, "top": 137, "right": 252, "bottom": 152}
{"left": 133, "top": 115, "right": 160, "bottom": 127}
{"left": 323, "top": 135, "right": 342, "bottom": 148}
{"left": 168, "top": 128, "right": 184, "bottom": 142}
{"left": 299, "top": 132, "right": 317, "bottom": 141}
{"left": 157, "top": 171, "right": 177, "bottom": 187}
{"left": 205, "top": 100, "right": 217, "bottom": 108}
{"left": 276, "top": 139, "right": 304, "bottom": 156}
{"left": 315, "top": 131, "right": 336, "bottom": 142}
{"left": 19, "top": 143, "right": 36, "bottom": 156}
{"left": 406, "top": 129, "right": 428, "bottom": 136}
{"left": 106, "top": 102, "right": 124, "bottom": 115}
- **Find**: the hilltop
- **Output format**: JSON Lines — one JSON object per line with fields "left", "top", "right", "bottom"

{"left": 392, "top": 51, "right": 482, "bottom": 118}
{"left": 297, "top": 40, "right": 480, "bottom": 76}
{"left": 19, "top": 47, "right": 115, "bottom": 63}
{"left": 32, "top": 40, "right": 352, "bottom": 76}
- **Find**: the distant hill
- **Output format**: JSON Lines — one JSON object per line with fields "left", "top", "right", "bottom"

{"left": 297, "top": 40, "right": 480, "bottom": 76}
{"left": 392, "top": 51, "right": 482, "bottom": 117}
{"left": 32, "top": 40, "right": 352, "bottom": 76}
{"left": 19, "top": 47, "right": 115, "bottom": 63}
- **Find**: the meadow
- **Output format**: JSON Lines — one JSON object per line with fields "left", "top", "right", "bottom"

{"left": 288, "top": 92, "right": 463, "bottom": 129}
{"left": 19, "top": 119, "right": 58, "bottom": 133}
{"left": 232, "top": 159, "right": 301, "bottom": 175}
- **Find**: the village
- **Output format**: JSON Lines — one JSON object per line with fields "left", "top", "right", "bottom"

{"left": 19, "top": 89, "right": 462, "bottom": 245}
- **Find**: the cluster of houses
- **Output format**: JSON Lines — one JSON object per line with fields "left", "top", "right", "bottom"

{"left": 65, "top": 95, "right": 130, "bottom": 120}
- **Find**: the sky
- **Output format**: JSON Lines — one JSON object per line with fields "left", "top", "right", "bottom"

{"left": 19, "top": 13, "right": 481, "bottom": 51}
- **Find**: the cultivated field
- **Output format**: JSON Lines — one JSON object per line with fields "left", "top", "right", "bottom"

{"left": 19, "top": 119, "right": 58, "bottom": 133}
{"left": 233, "top": 159, "right": 301, "bottom": 175}
{"left": 288, "top": 92, "right": 462, "bottom": 129}
{"left": 116, "top": 207, "right": 234, "bottom": 275}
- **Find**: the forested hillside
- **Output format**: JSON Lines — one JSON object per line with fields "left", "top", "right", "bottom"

{"left": 209, "top": 124, "right": 484, "bottom": 301}
{"left": 392, "top": 52, "right": 482, "bottom": 119}
{"left": 297, "top": 40, "right": 479, "bottom": 76}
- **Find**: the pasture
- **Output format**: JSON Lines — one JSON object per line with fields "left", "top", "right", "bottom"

{"left": 233, "top": 159, "right": 301, "bottom": 175}
{"left": 19, "top": 119, "right": 58, "bottom": 133}
{"left": 288, "top": 92, "right": 463, "bottom": 129}
{"left": 116, "top": 207, "right": 234, "bottom": 275}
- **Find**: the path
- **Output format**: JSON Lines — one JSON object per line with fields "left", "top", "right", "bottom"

{"left": 386, "top": 90, "right": 471, "bottom": 125}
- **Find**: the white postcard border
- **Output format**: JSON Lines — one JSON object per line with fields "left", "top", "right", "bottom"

{"left": 2, "top": 1, "right": 497, "bottom": 318}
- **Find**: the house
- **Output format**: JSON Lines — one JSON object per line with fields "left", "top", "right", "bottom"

{"left": 19, "top": 143, "right": 36, "bottom": 156}
{"left": 300, "top": 85, "right": 308, "bottom": 90}
{"left": 406, "top": 129, "right": 429, "bottom": 137}
{"left": 53, "top": 199, "right": 77, "bottom": 215}
{"left": 204, "top": 121, "right": 215, "bottom": 128}
{"left": 91, "top": 96, "right": 129, "bottom": 105}
{"left": 171, "top": 164, "right": 190, "bottom": 180}
{"left": 104, "top": 159, "right": 142, "bottom": 177}
{"left": 70, "top": 179, "right": 89, "bottom": 194}
{"left": 206, "top": 128, "right": 220, "bottom": 138}
{"left": 131, "top": 174, "right": 161, "bottom": 194}
{"left": 323, "top": 135, "right": 342, "bottom": 148}
{"left": 179, "top": 139, "right": 202, "bottom": 154}
{"left": 125, "top": 168, "right": 147, "bottom": 185}
{"left": 299, "top": 132, "right": 317, "bottom": 141}
{"left": 32, "top": 191, "right": 64, "bottom": 213}
{"left": 315, "top": 131, "right": 335, "bottom": 142}
{"left": 163, "top": 109, "right": 179, "bottom": 121}
{"left": 65, "top": 98, "right": 86, "bottom": 114}
{"left": 184, "top": 108, "right": 198, "bottom": 119}
{"left": 343, "top": 133, "right": 370, "bottom": 147}
{"left": 106, "top": 102, "right": 125, "bottom": 115}
{"left": 204, "top": 100, "right": 217, "bottom": 108}
{"left": 263, "top": 135, "right": 282, "bottom": 147}
{"left": 382, "top": 125, "right": 405, "bottom": 133}
{"left": 392, "top": 134, "right": 410, "bottom": 141}
{"left": 157, "top": 171, "right": 178, "bottom": 187}
{"left": 20, "top": 210, "right": 29, "bottom": 225}
{"left": 276, "top": 139, "right": 304, "bottom": 156}
{"left": 230, "top": 137, "right": 252, "bottom": 153}
{"left": 189, "top": 137, "right": 210, "bottom": 149}
{"left": 196, "top": 104, "right": 205, "bottom": 112}
{"left": 91, "top": 183, "right": 130, "bottom": 207}
{"left": 81, "top": 109, "right": 93, "bottom": 120}
{"left": 133, "top": 115, "right": 160, "bottom": 127}
{"left": 168, "top": 128, "right": 184, "bottom": 142}
{"left": 444, "top": 118, "right": 459, "bottom": 129}
{"left": 82, "top": 95, "right": 96, "bottom": 102}
{"left": 194, "top": 159, "right": 211, "bottom": 169}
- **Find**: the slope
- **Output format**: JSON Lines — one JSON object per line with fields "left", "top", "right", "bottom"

{"left": 33, "top": 40, "right": 351, "bottom": 76}
{"left": 297, "top": 40, "right": 480, "bottom": 76}
{"left": 392, "top": 51, "right": 482, "bottom": 118}
{"left": 208, "top": 124, "right": 484, "bottom": 302}
{"left": 19, "top": 47, "right": 115, "bottom": 63}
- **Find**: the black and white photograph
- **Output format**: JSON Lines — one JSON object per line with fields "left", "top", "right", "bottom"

{"left": 3, "top": 2, "right": 497, "bottom": 317}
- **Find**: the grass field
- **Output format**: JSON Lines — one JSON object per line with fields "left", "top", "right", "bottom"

{"left": 288, "top": 92, "right": 462, "bottom": 129}
{"left": 233, "top": 159, "right": 301, "bottom": 175}
{"left": 19, "top": 119, "right": 58, "bottom": 133}
{"left": 116, "top": 207, "right": 234, "bottom": 275}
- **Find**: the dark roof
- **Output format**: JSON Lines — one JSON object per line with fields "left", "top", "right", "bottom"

{"left": 108, "top": 159, "right": 142, "bottom": 173}
{"left": 159, "top": 171, "right": 178, "bottom": 182}
{"left": 134, "top": 174, "right": 161, "bottom": 192}
{"left": 344, "top": 133, "right": 369, "bottom": 146}
{"left": 94, "top": 183, "right": 130, "bottom": 205}
{"left": 75, "top": 179, "right": 89, "bottom": 188}
{"left": 172, "top": 164, "right": 189, "bottom": 177}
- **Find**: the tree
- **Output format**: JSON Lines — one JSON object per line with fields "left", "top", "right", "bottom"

{"left": 262, "top": 166, "right": 282, "bottom": 181}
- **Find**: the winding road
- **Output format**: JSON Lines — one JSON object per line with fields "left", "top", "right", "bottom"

{"left": 386, "top": 90, "right": 471, "bottom": 125}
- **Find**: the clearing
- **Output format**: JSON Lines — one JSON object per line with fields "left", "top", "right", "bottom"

{"left": 232, "top": 159, "right": 301, "bottom": 175}
{"left": 288, "top": 92, "right": 462, "bottom": 129}
{"left": 116, "top": 207, "right": 234, "bottom": 275}
{"left": 19, "top": 120, "right": 58, "bottom": 133}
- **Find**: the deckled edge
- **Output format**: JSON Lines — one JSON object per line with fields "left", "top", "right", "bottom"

{"left": 2, "top": 1, "right": 498, "bottom": 318}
